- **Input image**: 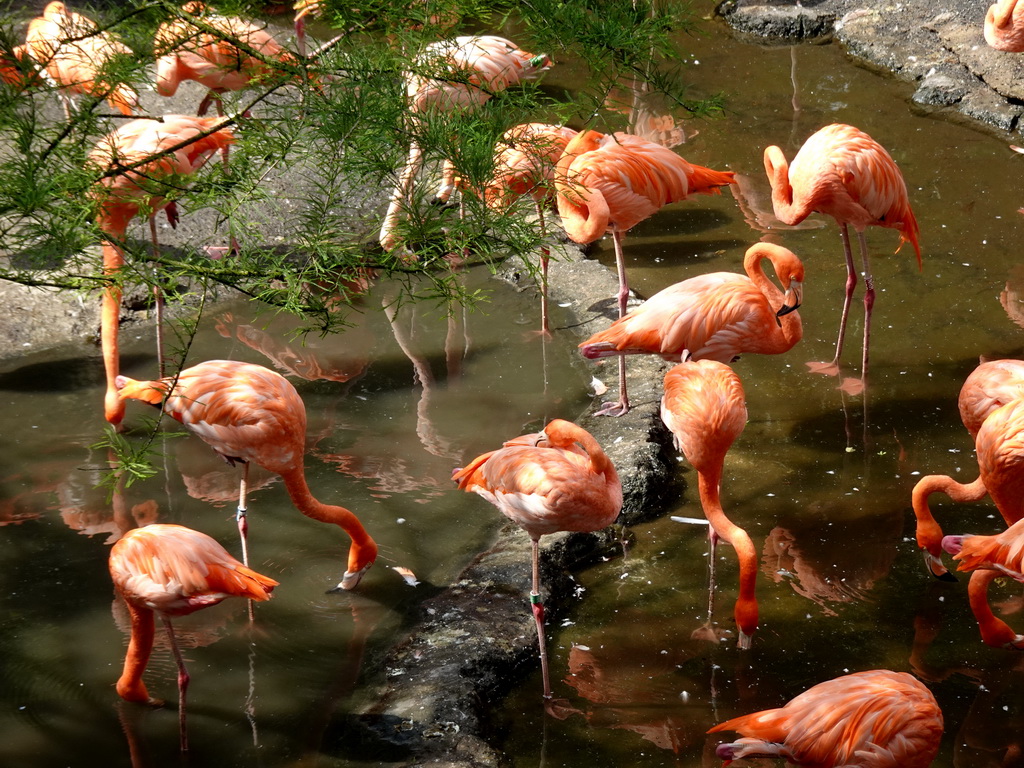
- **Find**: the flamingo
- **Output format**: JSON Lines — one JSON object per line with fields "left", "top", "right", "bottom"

{"left": 87, "top": 115, "right": 235, "bottom": 427}
{"left": 942, "top": 516, "right": 1024, "bottom": 648}
{"left": 24, "top": 1, "right": 139, "bottom": 118}
{"left": 452, "top": 419, "right": 622, "bottom": 699}
{"left": 378, "top": 35, "right": 551, "bottom": 252}
{"left": 913, "top": 360, "right": 1024, "bottom": 579}
{"left": 155, "top": 1, "right": 303, "bottom": 118}
{"left": 555, "top": 128, "right": 736, "bottom": 322}
{"left": 708, "top": 669, "right": 943, "bottom": 768}
{"left": 986, "top": 0, "right": 1024, "bottom": 51}
{"left": 116, "top": 359, "right": 379, "bottom": 589}
{"left": 483, "top": 122, "right": 578, "bottom": 335}
{"left": 661, "top": 359, "right": 757, "bottom": 648}
{"left": 764, "top": 123, "right": 920, "bottom": 393}
{"left": 109, "top": 523, "right": 278, "bottom": 750}
{"left": 578, "top": 242, "right": 804, "bottom": 416}
{"left": 0, "top": 44, "right": 41, "bottom": 89}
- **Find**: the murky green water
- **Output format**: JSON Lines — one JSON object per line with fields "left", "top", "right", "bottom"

{"left": 495, "top": 20, "right": 1024, "bottom": 768}
{"left": 0, "top": 268, "right": 591, "bottom": 767}
{"left": 4, "top": 8, "right": 1024, "bottom": 768}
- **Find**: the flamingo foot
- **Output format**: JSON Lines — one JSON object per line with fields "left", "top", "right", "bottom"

{"left": 806, "top": 360, "right": 840, "bottom": 376}
{"left": 593, "top": 398, "right": 629, "bottom": 417}
{"left": 838, "top": 376, "right": 865, "bottom": 396}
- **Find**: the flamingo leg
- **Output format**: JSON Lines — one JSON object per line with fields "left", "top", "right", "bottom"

{"left": 831, "top": 223, "right": 858, "bottom": 368}
{"left": 707, "top": 527, "right": 720, "bottom": 627}
{"left": 530, "top": 537, "right": 553, "bottom": 699}
{"left": 856, "top": 230, "right": 874, "bottom": 387}
{"left": 237, "top": 461, "right": 250, "bottom": 566}
{"left": 161, "top": 615, "right": 190, "bottom": 752}
{"left": 594, "top": 231, "right": 631, "bottom": 417}
{"left": 148, "top": 215, "right": 166, "bottom": 378}
{"left": 380, "top": 141, "right": 423, "bottom": 252}
{"left": 535, "top": 200, "right": 551, "bottom": 337}
{"left": 295, "top": 16, "right": 307, "bottom": 58}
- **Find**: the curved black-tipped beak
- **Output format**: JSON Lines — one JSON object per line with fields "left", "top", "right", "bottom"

{"left": 775, "top": 280, "right": 803, "bottom": 326}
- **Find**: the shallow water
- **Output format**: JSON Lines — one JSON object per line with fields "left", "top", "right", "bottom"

{"left": 0, "top": 268, "right": 591, "bottom": 767}
{"left": 494, "top": 19, "right": 1024, "bottom": 768}
{"left": 3, "top": 8, "right": 1024, "bottom": 768}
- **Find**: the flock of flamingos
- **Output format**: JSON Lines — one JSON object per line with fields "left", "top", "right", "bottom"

{"left": 8, "top": 0, "right": 1024, "bottom": 762}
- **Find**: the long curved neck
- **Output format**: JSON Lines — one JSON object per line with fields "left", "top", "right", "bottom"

{"left": 116, "top": 601, "right": 155, "bottom": 703}
{"left": 280, "top": 467, "right": 378, "bottom": 574}
{"left": 101, "top": 231, "right": 127, "bottom": 427}
{"left": 698, "top": 470, "right": 758, "bottom": 643}
{"left": 763, "top": 145, "right": 811, "bottom": 226}
{"left": 912, "top": 474, "right": 987, "bottom": 555}
{"left": 991, "top": 0, "right": 1018, "bottom": 28}
{"left": 555, "top": 130, "right": 610, "bottom": 243}
{"left": 968, "top": 569, "right": 1021, "bottom": 647}
{"left": 744, "top": 243, "right": 785, "bottom": 305}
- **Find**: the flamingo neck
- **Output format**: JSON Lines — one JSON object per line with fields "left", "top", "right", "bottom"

{"left": 101, "top": 237, "right": 127, "bottom": 427}
{"left": 116, "top": 601, "right": 155, "bottom": 703}
{"left": 968, "top": 570, "right": 1021, "bottom": 647}
{"left": 698, "top": 470, "right": 758, "bottom": 641}
{"left": 991, "top": 0, "right": 1018, "bottom": 28}
{"left": 280, "top": 468, "right": 379, "bottom": 574}
{"left": 555, "top": 130, "right": 610, "bottom": 244}
{"left": 912, "top": 474, "right": 987, "bottom": 553}
{"left": 763, "top": 145, "right": 811, "bottom": 226}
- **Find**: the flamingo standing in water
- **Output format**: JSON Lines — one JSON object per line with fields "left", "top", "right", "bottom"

{"left": 764, "top": 123, "right": 920, "bottom": 393}
{"left": 913, "top": 359, "right": 1024, "bottom": 579}
{"left": 708, "top": 669, "right": 943, "bottom": 768}
{"left": 378, "top": 35, "right": 551, "bottom": 252}
{"left": 24, "top": 1, "right": 139, "bottom": 118}
{"left": 88, "top": 115, "right": 235, "bottom": 427}
{"left": 110, "top": 523, "right": 278, "bottom": 750}
{"left": 116, "top": 359, "right": 379, "bottom": 589}
{"left": 986, "top": 0, "right": 1024, "bottom": 50}
{"left": 942, "top": 516, "right": 1024, "bottom": 648}
{"left": 661, "top": 359, "right": 758, "bottom": 648}
{"left": 578, "top": 242, "right": 803, "bottom": 416}
{"left": 557, "top": 128, "right": 735, "bottom": 414}
{"left": 483, "top": 122, "right": 578, "bottom": 335}
{"left": 452, "top": 419, "right": 622, "bottom": 699}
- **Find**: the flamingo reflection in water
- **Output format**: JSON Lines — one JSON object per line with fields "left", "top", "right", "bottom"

{"left": 557, "top": 618, "right": 724, "bottom": 756}
{"left": 762, "top": 505, "right": 902, "bottom": 617}
{"left": 912, "top": 360, "right": 1024, "bottom": 580}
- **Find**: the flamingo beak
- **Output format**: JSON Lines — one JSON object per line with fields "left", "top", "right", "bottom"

{"left": 775, "top": 280, "right": 803, "bottom": 324}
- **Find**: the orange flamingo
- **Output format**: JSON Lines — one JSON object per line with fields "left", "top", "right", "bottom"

{"left": 913, "top": 360, "right": 1024, "bottom": 579}
{"left": 556, "top": 128, "right": 736, "bottom": 321}
{"left": 661, "top": 359, "right": 757, "bottom": 647}
{"left": 986, "top": 0, "right": 1024, "bottom": 51}
{"left": 109, "top": 523, "right": 278, "bottom": 750}
{"left": 88, "top": 117, "right": 232, "bottom": 390}
{"left": 452, "top": 419, "right": 622, "bottom": 699}
{"left": 578, "top": 242, "right": 803, "bottom": 416}
{"left": 24, "top": 2, "right": 139, "bottom": 118}
{"left": 0, "top": 44, "right": 41, "bottom": 89}
{"left": 155, "top": 1, "right": 302, "bottom": 117}
{"left": 764, "top": 123, "right": 920, "bottom": 392}
{"left": 709, "top": 669, "right": 943, "bottom": 768}
{"left": 116, "top": 359, "right": 378, "bottom": 589}
{"left": 483, "top": 122, "right": 578, "bottom": 334}
{"left": 88, "top": 115, "right": 235, "bottom": 427}
{"left": 943, "top": 516, "right": 1024, "bottom": 648}
{"left": 378, "top": 35, "right": 551, "bottom": 252}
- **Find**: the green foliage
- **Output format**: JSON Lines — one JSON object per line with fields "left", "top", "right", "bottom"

{"left": 0, "top": 0, "right": 722, "bottom": 327}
